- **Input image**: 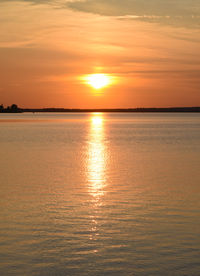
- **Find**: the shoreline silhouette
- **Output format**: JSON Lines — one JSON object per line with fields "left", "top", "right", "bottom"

{"left": 1, "top": 104, "right": 200, "bottom": 113}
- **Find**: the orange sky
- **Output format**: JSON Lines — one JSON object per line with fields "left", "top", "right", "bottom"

{"left": 0, "top": 0, "right": 200, "bottom": 108}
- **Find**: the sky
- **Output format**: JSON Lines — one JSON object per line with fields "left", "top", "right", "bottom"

{"left": 0, "top": 0, "right": 200, "bottom": 108}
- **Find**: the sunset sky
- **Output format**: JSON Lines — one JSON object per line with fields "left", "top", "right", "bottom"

{"left": 0, "top": 0, "right": 200, "bottom": 108}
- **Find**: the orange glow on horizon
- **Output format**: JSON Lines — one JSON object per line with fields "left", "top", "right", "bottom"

{"left": 1, "top": 2, "right": 200, "bottom": 108}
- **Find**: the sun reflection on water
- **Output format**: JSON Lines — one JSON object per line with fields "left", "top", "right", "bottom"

{"left": 87, "top": 113, "right": 107, "bottom": 243}
{"left": 87, "top": 113, "right": 106, "bottom": 199}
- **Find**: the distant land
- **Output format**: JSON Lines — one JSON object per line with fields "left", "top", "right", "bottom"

{"left": 1, "top": 104, "right": 200, "bottom": 113}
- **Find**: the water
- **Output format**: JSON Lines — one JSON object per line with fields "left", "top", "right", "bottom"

{"left": 0, "top": 112, "right": 200, "bottom": 276}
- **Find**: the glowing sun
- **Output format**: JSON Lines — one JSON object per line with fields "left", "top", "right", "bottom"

{"left": 84, "top": 74, "right": 111, "bottom": 89}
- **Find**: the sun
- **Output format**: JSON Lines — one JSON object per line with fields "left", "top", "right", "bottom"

{"left": 84, "top": 74, "right": 111, "bottom": 89}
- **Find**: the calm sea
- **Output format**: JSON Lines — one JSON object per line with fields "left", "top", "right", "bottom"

{"left": 0, "top": 112, "right": 200, "bottom": 276}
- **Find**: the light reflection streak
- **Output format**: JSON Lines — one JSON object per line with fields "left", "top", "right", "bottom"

{"left": 87, "top": 113, "right": 107, "bottom": 243}
{"left": 87, "top": 113, "right": 106, "bottom": 199}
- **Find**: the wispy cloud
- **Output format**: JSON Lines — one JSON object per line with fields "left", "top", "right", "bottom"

{"left": 66, "top": 0, "right": 200, "bottom": 28}
{"left": 66, "top": 0, "right": 199, "bottom": 16}
{"left": 2, "top": 0, "right": 199, "bottom": 28}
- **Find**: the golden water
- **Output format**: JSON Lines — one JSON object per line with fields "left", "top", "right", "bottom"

{"left": 0, "top": 113, "right": 200, "bottom": 275}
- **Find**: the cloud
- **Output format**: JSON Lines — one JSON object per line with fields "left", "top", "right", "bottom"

{"left": 1, "top": 0, "right": 200, "bottom": 28}
{"left": 2, "top": 0, "right": 200, "bottom": 18}
{"left": 66, "top": 0, "right": 200, "bottom": 28}
{"left": 67, "top": 0, "right": 198, "bottom": 16}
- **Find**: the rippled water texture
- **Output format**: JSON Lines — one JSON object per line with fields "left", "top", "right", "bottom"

{"left": 0, "top": 113, "right": 200, "bottom": 275}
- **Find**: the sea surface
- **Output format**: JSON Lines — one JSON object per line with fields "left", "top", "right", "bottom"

{"left": 0, "top": 112, "right": 200, "bottom": 276}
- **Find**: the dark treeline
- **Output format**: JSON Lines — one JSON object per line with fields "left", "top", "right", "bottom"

{"left": 1, "top": 105, "right": 200, "bottom": 113}
{"left": 0, "top": 104, "right": 22, "bottom": 113}
{"left": 21, "top": 107, "right": 200, "bottom": 112}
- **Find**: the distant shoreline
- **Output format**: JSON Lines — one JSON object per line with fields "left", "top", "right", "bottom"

{"left": 1, "top": 107, "right": 200, "bottom": 113}
{"left": 17, "top": 107, "right": 200, "bottom": 113}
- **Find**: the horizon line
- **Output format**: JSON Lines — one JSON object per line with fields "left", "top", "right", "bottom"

{"left": 1, "top": 105, "right": 200, "bottom": 113}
